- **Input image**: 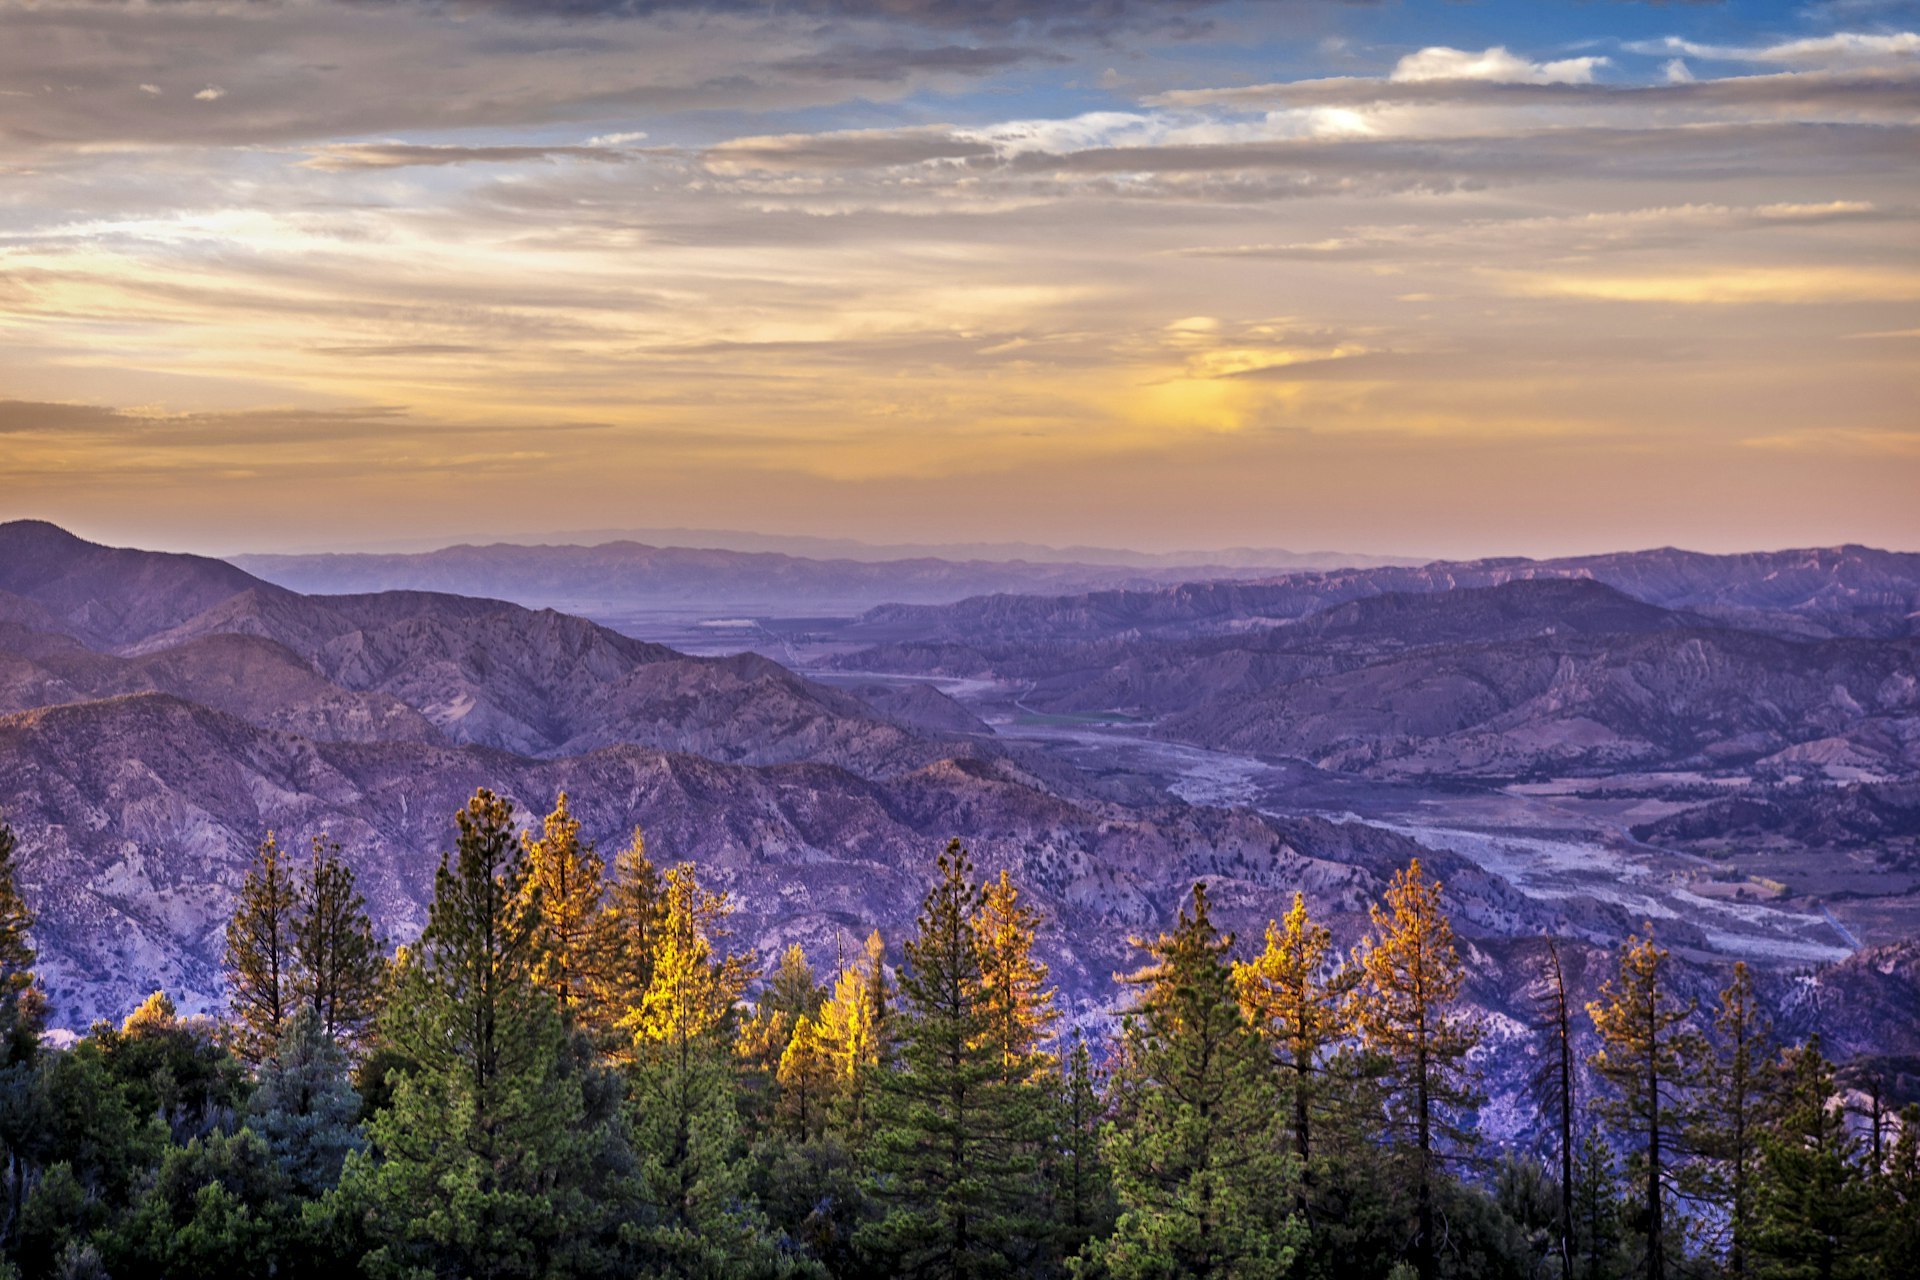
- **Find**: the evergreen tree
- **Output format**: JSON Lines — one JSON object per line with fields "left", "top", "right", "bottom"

{"left": 1571, "top": 1131, "right": 1627, "bottom": 1280}
{"left": 1090, "top": 882, "right": 1302, "bottom": 1280}
{"left": 974, "top": 869, "right": 1058, "bottom": 1084}
{"left": 97, "top": 991, "right": 251, "bottom": 1144}
{"left": 589, "top": 827, "right": 666, "bottom": 1043}
{"left": 1234, "top": 890, "right": 1357, "bottom": 1212}
{"left": 777, "top": 1016, "right": 835, "bottom": 1142}
{"left": 1874, "top": 1103, "right": 1920, "bottom": 1279}
{"left": 766, "top": 944, "right": 825, "bottom": 1023}
{"left": 0, "top": 820, "right": 41, "bottom": 1068}
{"left": 1533, "top": 938, "right": 1577, "bottom": 1280}
{"left": 350, "top": 788, "right": 614, "bottom": 1280}
{"left": 1694, "top": 961, "right": 1776, "bottom": 1279}
{"left": 1750, "top": 1038, "right": 1873, "bottom": 1280}
{"left": 522, "top": 793, "right": 609, "bottom": 1015}
{"left": 858, "top": 840, "right": 1034, "bottom": 1278}
{"left": 817, "top": 930, "right": 889, "bottom": 1140}
{"left": 1586, "top": 928, "right": 1703, "bottom": 1280}
{"left": 225, "top": 832, "right": 301, "bottom": 1064}
{"left": 248, "top": 1005, "right": 364, "bottom": 1197}
{"left": 1350, "top": 859, "right": 1482, "bottom": 1280}
{"left": 625, "top": 861, "right": 776, "bottom": 1275}
{"left": 293, "top": 835, "right": 385, "bottom": 1053}
{"left": 0, "top": 817, "right": 42, "bottom": 1255}
{"left": 1051, "top": 1028, "right": 1114, "bottom": 1261}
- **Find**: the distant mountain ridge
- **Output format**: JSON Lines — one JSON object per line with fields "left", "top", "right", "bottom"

{"left": 840, "top": 576, "right": 1920, "bottom": 780}
{"left": 847, "top": 544, "right": 1920, "bottom": 645}
{"left": 229, "top": 539, "right": 1404, "bottom": 618}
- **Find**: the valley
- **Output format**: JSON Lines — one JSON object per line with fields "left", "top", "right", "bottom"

{"left": 3, "top": 519, "right": 1919, "bottom": 1129}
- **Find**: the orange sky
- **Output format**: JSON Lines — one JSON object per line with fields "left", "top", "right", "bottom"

{"left": 0, "top": 1, "right": 1914, "bottom": 557}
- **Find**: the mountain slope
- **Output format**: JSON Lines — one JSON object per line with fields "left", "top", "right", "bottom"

{"left": 0, "top": 521, "right": 966, "bottom": 773}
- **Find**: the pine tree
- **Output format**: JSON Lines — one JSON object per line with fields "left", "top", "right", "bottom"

{"left": 521, "top": 792, "right": 609, "bottom": 1015}
{"left": 1572, "top": 1130, "right": 1627, "bottom": 1280}
{"left": 1533, "top": 937, "right": 1577, "bottom": 1280}
{"left": 625, "top": 861, "right": 774, "bottom": 1275}
{"left": 777, "top": 1015, "right": 835, "bottom": 1141}
{"left": 974, "top": 869, "right": 1058, "bottom": 1084}
{"left": 0, "top": 816, "right": 43, "bottom": 1254}
{"left": 1051, "top": 1028, "right": 1113, "bottom": 1261}
{"left": 858, "top": 839, "right": 1033, "bottom": 1278}
{"left": 1694, "top": 961, "right": 1776, "bottom": 1279}
{"left": 225, "top": 832, "right": 301, "bottom": 1064}
{"left": 1586, "top": 928, "right": 1703, "bottom": 1280}
{"left": 1750, "top": 1037, "right": 1873, "bottom": 1280}
{"left": 247, "top": 1005, "right": 364, "bottom": 1196}
{"left": 1350, "top": 859, "right": 1481, "bottom": 1280}
{"left": 1875, "top": 1103, "right": 1920, "bottom": 1279}
{"left": 352, "top": 788, "right": 611, "bottom": 1280}
{"left": 1091, "top": 882, "right": 1302, "bottom": 1280}
{"left": 293, "top": 835, "right": 385, "bottom": 1052}
{"left": 1234, "top": 890, "right": 1357, "bottom": 1205}
{"left": 766, "top": 943, "right": 825, "bottom": 1023}
{"left": 589, "top": 826, "right": 666, "bottom": 1043}
{"left": 818, "top": 930, "right": 889, "bottom": 1139}
{"left": 0, "top": 819, "right": 41, "bottom": 1066}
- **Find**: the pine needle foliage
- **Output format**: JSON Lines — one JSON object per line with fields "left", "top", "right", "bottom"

{"left": 1694, "top": 960, "right": 1777, "bottom": 1280}
{"left": 588, "top": 827, "right": 666, "bottom": 1045}
{"left": 293, "top": 835, "right": 385, "bottom": 1053}
{"left": 224, "top": 833, "right": 301, "bottom": 1065}
{"left": 1092, "top": 882, "right": 1303, "bottom": 1280}
{"left": 1235, "top": 890, "right": 1358, "bottom": 1178}
{"left": 1586, "top": 927, "right": 1706, "bottom": 1280}
{"left": 521, "top": 792, "right": 609, "bottom": 1016}
{"left": 1350, "top": 859, "right": 1482, "bottom": 1280}
{"left": 858, "top": 840, "right": 1038, "bottom": 1278}
{"left": 0, "top": 819, "right": 43, "bottom": 1068}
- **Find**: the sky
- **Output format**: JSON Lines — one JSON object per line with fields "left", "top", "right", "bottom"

{"left": 0, "top": 0, "right": 1915, "bottom": 559}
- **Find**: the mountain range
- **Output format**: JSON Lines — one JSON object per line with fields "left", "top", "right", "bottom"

{"left": 1, "top": 519, "right": 1917, "bottom": 1125}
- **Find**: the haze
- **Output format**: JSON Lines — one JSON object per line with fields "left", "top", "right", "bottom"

{"left": 1, "top": 0, "right": 1915, "bottom": 558}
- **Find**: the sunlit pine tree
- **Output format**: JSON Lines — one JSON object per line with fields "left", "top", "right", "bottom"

{"left": 974, "top": 869, "right": 1058, "bottom": 1084}
{"left": 624, "top": 862, "right": 771, "bottom": 1273}
{"left": 520, "top": 792, "right": 609, "bottom": 1016}
{"left": 1349, "top": 858, "right": 1482, "bottom": 1280}
{"left": 817, "top": 929, "right": 889, "bottom": 1139}
{"left": 1586, "top": 927, "right": 1705, "bottom": 1280}
{"left": 587, "top": 827, "right": 665, "bottom": 1048}
{"left": 1234, "top": 889, "right": 1358, "bottom": 1205}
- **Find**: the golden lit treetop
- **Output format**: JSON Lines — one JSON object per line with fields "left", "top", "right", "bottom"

{"left": 624, "top": 862, "right": 750, "bottom": 1052}
{"left": 521, "top": 792, "right": 610, "bottom": 1013}
{"left": 973, "top": 867, "right": 1058, "bottom": 1080}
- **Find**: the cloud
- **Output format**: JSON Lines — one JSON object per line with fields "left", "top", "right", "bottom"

{"left": 1390, "top": 46, "right": 1610, "bottom": 86}
{"left": 702, "top": 128, "right": 996, "bottom": 173}
{"left": 193, "top": 85, "right": 225, "bottom": 102}
{"left": 771, "top": 43, "right": 1062, "bottom": 82}
{"left": 301, "top": 142, "right": 640, "bottom": 171}
{"left": 1630, "top": 31, "right": 1920, "bottom": 68}
{"left": 1497, "top": 266, "right": 1920, "bottom": 305}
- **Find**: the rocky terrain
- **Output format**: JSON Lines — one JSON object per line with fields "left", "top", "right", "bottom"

{"left": 842, "top": 544, "right": 1920, "bottom": 649}
{"left": 0, "top": 521, "right": 956, "bottom": 773}
{"left": 836, "top": 579, "right": 1920, "bottom": 782}
{"left": 1, "top": 521, "right": 1918, "bottom": 1121}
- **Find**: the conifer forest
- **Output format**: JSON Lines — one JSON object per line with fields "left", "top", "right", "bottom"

{"left": 0, "top": 791, "right": 1909, "bottom": 1280}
